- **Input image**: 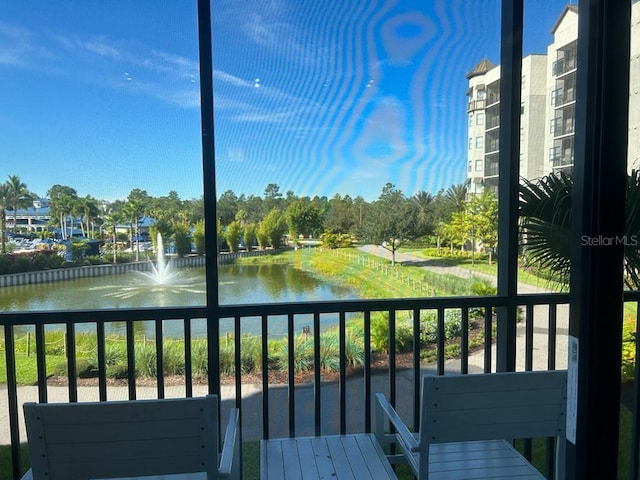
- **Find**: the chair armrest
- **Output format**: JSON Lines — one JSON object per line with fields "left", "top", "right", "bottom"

{"left": 219, "top": 408, "right": 241, "bottom": 480}
{"left": 20, "top": 469, "right": 33, "bottom": 480}
{"left": 375, "top": 393, "right": 419, "bottom": 452}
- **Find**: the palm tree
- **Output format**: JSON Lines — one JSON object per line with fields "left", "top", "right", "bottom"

{"left": 520, "top": 170, "right": 640, "bottom": 288}
{"left": 47, "top": 185, "right": 78, "bottom": 240}
{"left": 0, "top": 183, "right": 10, "bottom": 253}
{"left": 83, "top": 196, "right": 100, "bottom": 238}
{"left": 445, "top": 183, "right": 468, "bottom": 213}
{"left": 5, "top": 175, "right": 34, "bottom": 235}
{"left": 412, "top": 190, "right": 435, "bottom": 233}
{"left": 124, "top": 189, "right": 149, "bottom": 261}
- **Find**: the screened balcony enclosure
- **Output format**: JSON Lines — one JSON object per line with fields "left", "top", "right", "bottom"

{"left": 1, "top": 1, "right": 638, "bottom": 479}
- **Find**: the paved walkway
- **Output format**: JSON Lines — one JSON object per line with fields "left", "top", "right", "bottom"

{"left": 1, "top": 247, "right": 568, "bottom": 445}
{"left": 357, "top": 245, "right": 551, "bottom": 294}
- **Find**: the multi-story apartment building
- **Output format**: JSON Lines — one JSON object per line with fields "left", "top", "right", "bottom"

{"left": 546, "top": 6, "right": 578, "bottom": 176}
{"left": 466, "top": 3, "right": 639, "bottom": 193}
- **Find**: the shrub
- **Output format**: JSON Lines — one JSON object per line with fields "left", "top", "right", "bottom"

{"left": 239, "top": 335, "right": 262, "bottom": 373}
{"left": 219, "top": 342, "right": 236, "bottom": 376}
{"left": 162, "top": 342, "right": 185, "bottom": 375}
{"left": 191, "top": 341, "right": 209, "bottom": 378}
{"left": 193, "top": 220, "right": 206, "bottom": 255}
{"left": 173, "top": 224, "right": 193, "bottom": 257}
{"left": 84, "top": 255, "right": 107, "bottom": 265}
{"left": 419, "top": 309, "right": 464, "bottom": 347}
{"left": 76, "top": 358, "right": 98, "bottom": 378}
{"left": 135, "top": 343, "right": 157, "bottom": 377}
{"left": 622, "top": 318, "right": 636, "bottom": 382}
{"left": 344, "top": 326, "right": 365, "bottom": 366}
{"left": 318, "top": 333, "right": 340, "bottom": 371}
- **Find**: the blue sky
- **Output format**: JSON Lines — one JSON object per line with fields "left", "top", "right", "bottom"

{"left": 0, "top": 1, "right": 571, "bottom": 203}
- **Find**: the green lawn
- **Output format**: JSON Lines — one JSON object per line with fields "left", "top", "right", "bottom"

{"left": 399, "top": 248, "right": 568, "bottom": 292}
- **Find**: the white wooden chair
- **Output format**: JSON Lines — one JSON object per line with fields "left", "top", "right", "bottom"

{"left": 376, "top": 370, "right": 567, "bottom": 480}
{"left": 21, "top": 395, "right": 240, "bottom": 480}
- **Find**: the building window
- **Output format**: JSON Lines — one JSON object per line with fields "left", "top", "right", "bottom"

{"left": 520, "top": 103, "right": 525, "bottom": 115}
{"left": 469, "top": 113, "right": 474, "bottom": 126}
{"left": 469, "top": 138, "right": 473, "bottom": 149}
{"left": 468, "top": 161, "right": 472, "bottom": 172}
{"left": 475, "top": 159, "right": 482, "bottom": 171}
{"left": 476, "top": 137, "right": 483, "bottom": 148}
{"left": 476, "top": 112, "right": 484, "bottom": 125}
{"left": 477, "top": 89, "right": 485, "bottom": 100}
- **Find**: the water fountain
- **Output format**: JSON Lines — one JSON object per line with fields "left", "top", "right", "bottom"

{"left": 138, "top": 234, "right": 181, "bottom": 285}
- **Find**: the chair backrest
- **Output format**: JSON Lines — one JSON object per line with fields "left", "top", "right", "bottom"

{"left": 420, "top": 370, "right": 567, "bottom": 445}
{"left": 24, "top": 395, "right": 221, "bottom": 480}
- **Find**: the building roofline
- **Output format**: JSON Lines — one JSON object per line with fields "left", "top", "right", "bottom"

{"left": 465, "top": 58, "right": 496, "bottom": 80}
{"left": 551, "top": 4, "right": 579, "bottom": 34}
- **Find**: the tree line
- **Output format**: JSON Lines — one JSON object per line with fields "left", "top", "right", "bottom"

{"left": 0, "top": 176, "right": 499, "bottom": 262}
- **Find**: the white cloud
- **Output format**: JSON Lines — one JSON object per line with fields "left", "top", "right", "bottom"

{"left": 0, "top": 21, "right": 51, "bottom": 66}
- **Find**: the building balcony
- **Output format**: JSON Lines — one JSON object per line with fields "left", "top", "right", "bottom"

{"left": 467, "top": 99, "right": 486, "bottom": 112}
{"left": 552, "top": 57, "right": 577, "bottom": 77}
{"left": 552, "top": 88, "right": 576, "bottom": 107}
{"left": 550, "top": 154, "right": 574, "bottom": 167}
{"left": 551, "top": 121, "right": 575, "bottom": 137}
{"left": 486, "top": 116, "right": 500, "bottom": 130}
{"left": 1, "top": 282, "right": 587, "bottom": 479}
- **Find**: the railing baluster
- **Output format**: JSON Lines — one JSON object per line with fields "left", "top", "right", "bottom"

{"left": 461, "top": 307, "right": 469, "bottom": 375}
{"left": 546, "top": 303, "right": 558, "bottom": 479}
{"left": 155, "top": 319, "right": 164, "bottom": 399}
{"left": 66, "top": 322, "right": 78, "bottom": 402}
{"left": 35, "top": 323, "right": 47, "bottom": 403}
{"left": 261, "top": 314, "right": 269, "bottom": 439}
{"left": 126, "top": 320, "right": 136, "bottom": 400}
{"left": 413, "top": 307, "right": 421, "bottom": 432}
{"left": 4, "top": 325, "right": 21, "bottom": 480}
{"left": 522, "top": 304, "right": 534, "bottom": 462}
{"left": 548, "top": 303, "right": 557, "bottom": 371}
{"left": 388, "top": 309, "right": 397, "bottom": 459}
{"left": 525, "top": 304, "right": 534, "bottom": 372}
{"left": 313, "top": 312, "right": 321, "bottom": 436}
{"left": 364, "top": 310, "right": 371, "bottom": 433}
{"left": 437, "top": 308, "right": 445, "bottom": 375}
{"left": 484, "top": 308, "right": 492, "bottom": 373}
{"left": 287, "top": 313, "right": 295, "bottom": 437}
{"left": 184, "top": 317, "right": 193, "bottom": 397}
{"left": 97, "top": 322, "right": 107, "bottom": 401}
{"left": 234, "top": 316, "right": 242, "bottom": 409}
{"left": 339, "top": 311, "right": 346, "bottom": 434}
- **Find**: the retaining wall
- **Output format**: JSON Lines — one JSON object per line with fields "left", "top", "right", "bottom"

{"left": 0, "top": 249, "right": 285, "bottom": 287}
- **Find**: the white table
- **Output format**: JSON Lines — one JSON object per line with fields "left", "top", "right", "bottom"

{"left": 261, "top": 433, "right": 397, "bottom": 479}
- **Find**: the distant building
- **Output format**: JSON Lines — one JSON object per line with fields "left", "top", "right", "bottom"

{"left": 5, "top": 203, "right": 52, "bottom": 233}
{"left": 466, "top": 3, "right": 640, "bottom": 195}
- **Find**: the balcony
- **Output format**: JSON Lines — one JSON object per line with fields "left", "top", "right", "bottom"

{"left": 550, "top": 118, "right": 575, "bottom": 137}
{"left": 552, "top": 57, "right": 577, "bottom": 77}
{"left": 467, "top": 99, "right": 486, "bottom": 112}
{"left": 2, "top": 288, "right": 576, "bottom": 478}
{"left": 552, "top": 88, "right": 576, "bottom": 107}
{"left": 485, "top": 141, "right": 499, "bottom": 154}
{"left": 486, "top": 114, "right": 500, "bottom": 130}
{"left": 550, "top": 154, "right": 574, "bottom": 167}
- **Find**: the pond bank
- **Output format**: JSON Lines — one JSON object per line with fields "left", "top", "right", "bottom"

{"left": 0, "top": 249, "right": 287, "bottom": 288}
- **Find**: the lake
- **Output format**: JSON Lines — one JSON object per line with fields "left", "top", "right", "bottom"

{"left": 0, "top": 263, "right": 358, "bottom": 337}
